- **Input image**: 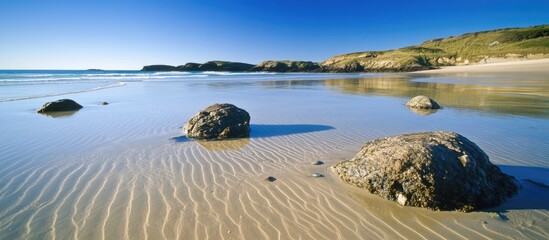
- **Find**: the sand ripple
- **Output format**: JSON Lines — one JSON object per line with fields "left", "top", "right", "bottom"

{"left": 0, "top": 122, "right": 547, "bottom": 239}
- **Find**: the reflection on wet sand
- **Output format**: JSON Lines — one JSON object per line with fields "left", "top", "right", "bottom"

{"left": 262, "top": 75, "right": 549, "bottom": 118}
{"left": 407, "top": 107, "right": 438, "bottom": 116}
{"left": 196, "top": 138, "right": 250, "bottom": 151}
{"left": 38, "top": 111, "right": 79, "bottom": 118}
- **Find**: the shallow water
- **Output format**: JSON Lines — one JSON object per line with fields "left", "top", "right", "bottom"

{"left": 0, "top": 70, "right": 548, "bottom": 239}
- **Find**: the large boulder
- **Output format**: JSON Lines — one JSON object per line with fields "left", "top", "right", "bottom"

{"left": 37, "top": 99, "right": 83, "bottom": 113}
{"left": 184, "top": 103, "right": 250, "bottom": 140}
{"left": 332, "top": 131, "right": 518, "bottom": 212}
{"left": 406, "top": 95, "right": 440, "bottom": 109}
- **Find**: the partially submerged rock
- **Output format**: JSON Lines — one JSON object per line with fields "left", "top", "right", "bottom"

{"left": 333, "top": 131, "right": 518, "bottom": 212}
{"left": 37, "top": 99, "right": 83, "bottom": 113}
{"left": 406, "top": 95, "right": 440, "bottom": 109}
{"left": 184, "top": 103, "right": 250, "bottom": 140}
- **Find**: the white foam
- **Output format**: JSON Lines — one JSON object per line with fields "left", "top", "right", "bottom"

{"left": 0, "top": 82, "right": 126, "bottom": 102}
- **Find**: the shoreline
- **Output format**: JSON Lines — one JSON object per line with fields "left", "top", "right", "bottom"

{"left": 414, "top": 58, "right": 549, "bottom": 74}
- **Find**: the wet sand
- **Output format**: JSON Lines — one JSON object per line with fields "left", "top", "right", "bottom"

{"left": 0, "top": 66, "right": 548, "bottom": 239}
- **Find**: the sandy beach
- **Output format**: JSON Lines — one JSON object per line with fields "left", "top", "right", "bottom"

{"left": 416, "top": 58, "right": 549, "bottom": 74}
{"left": 0, "top": 61, "right": 548, "bottom": 239}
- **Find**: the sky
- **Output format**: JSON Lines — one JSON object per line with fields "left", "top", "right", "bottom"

{"left": 0, "top": 0, "right": 548, "bottom": 70}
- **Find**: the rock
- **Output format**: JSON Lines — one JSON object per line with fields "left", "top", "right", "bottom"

{"left": 311, "top": 173, "right": 324, "bottom": 178}
{"left": 311, "top": 160, "right": 324, "bottom": 165}
{"left": 406, "top": 95, "right": 440, "bottom": 109}
{"left": 332, "top": 131, "right": 519, "bottom": 212}
{"left": 178, "top": 61, "right": 255, "bottom": 72}
{"left": 265, "top": 176, "right": 277, "bottom": 182}
{"left": 99, "top": 101, "right": 109, "bottom": 105}
{"left": 37, "top": 99, "right": 83, "bottom": 113}
{"left": 184, "top": 103, "right": 250, "bottom": 140}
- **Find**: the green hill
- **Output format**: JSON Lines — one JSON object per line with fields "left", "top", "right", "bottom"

{"left": 321, "top": 25, "right": 549, "bottom": 72}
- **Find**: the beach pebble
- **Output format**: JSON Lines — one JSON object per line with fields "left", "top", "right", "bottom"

{"left": 311, "top": 173, "right": 324, "bottom": 178}
{"left": 311, "top": 160, "right": 324, "bottom": 165}
{"left": 494, "top": 212, "right": 509, "bottom": 221}
{"left": 265, "top": 176, "right": 277, "bottom": 182}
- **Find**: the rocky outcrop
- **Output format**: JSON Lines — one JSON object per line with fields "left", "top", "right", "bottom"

{"left": 333, "top": 131, "right": 518, "bottom": 212}
{"left": 37, "top": 99, "right": 83, "bottom": 113}
{"left": 406, "top": 95, "right": 440, "bottom": 109}
{"left": 184, "top": 103, "right": 251, "bottom": 140}
{"left": 249, "top": 61, "right": 321, "bottom": 72}
{"left": 141, "top": 65, "right": 180, "bottom": 71}
{"left": 184, "top": 61, "right": 255, "bottom": 71}
{"left": 142, "top": 61, "right": 255, "bottom": 72}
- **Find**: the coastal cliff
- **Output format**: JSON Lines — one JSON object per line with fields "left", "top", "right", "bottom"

{"left": 248, "top": 61, "right": 321, "bottom": 72}
{"left": 142, "top": 25, "right": 549, "bottom": 73}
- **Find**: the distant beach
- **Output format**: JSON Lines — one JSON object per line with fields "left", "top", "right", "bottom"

{"left": 416, "top": 58, "right": 549, "bottom": 73}
{"left": 0, "top": 61, "right": 548, "bottom": 239}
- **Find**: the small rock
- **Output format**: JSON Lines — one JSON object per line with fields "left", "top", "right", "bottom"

{"left": 494, "top": 212, "right": 509, "bottom": 221}
{"left": 227, "top": 230, "right": 231, "bottom": 234}
{"left": 311, "top": 173, "right": 324, "bottom": 178}
{"left": 406, "top": 95, "right": 440, "bottom": 109}
{"left": 482, "top": 221, "right": 488, "bottom": 224}
{"left": 311, "top": 160, "right": 324, "bottom": 165}
{"left": 99, "top": 101, "right": 109, "bottom": 105}
{"left": 265, "top": 176, "right": 277, "bottom": 182}
{"left": 37, "top": 99, "right": 83, "bottom": 113}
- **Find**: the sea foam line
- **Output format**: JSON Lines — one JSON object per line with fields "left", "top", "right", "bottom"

{"left": 0, "top": 82, "right": 126, "bottom": 102}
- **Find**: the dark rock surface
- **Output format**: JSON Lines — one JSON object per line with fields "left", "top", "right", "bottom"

{"left": 184, "top": 103, "right": 251, "bottom": 140}
{"left": 406, "top": 95, "right": 440, "bottom": 109}
{"left": 143, "top": 61, "right": 255, "bottom": 72}
{"left": 37, "top": 99, "right": 83, "bottom": 113}
{"left": 179, "top": 61, "right": 255, "bottom": 71}
{"left": 332, "top": 131, "right": 518, "bottom": 212}
{"left": 141, "top": 65, "right": 180, "bottom": 71}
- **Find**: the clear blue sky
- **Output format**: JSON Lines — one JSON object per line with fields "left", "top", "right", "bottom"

{"left": 1, "top": 0, "right": 548, "bottom": 70}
